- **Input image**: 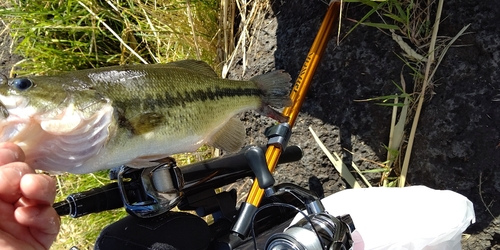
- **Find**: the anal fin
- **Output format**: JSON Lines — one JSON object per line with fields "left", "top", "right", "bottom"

{"left": 206, "top": 117, "right": 245, "bottom": 152}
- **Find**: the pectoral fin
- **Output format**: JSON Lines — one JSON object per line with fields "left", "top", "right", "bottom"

{"left": 129, "top": 112, "right": 166, "bottom": 135}
{"left": 206, "top": 117, "right": 245, "bottom": 152}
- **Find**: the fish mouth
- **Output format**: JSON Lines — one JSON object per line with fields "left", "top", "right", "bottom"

{"left": 0, "top": 94, "right": 31, "bottom": 116}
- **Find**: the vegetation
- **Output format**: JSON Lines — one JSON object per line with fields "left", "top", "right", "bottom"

{"left": 340, "top": 0, "right": 468, "bottom": 187}
{"left": 1, "top": 0, "right": 219, "bottom": 76}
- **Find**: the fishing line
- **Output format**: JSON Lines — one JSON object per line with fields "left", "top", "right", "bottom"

{"left": 250, "top": 202, "right": 327, "bottom": 250}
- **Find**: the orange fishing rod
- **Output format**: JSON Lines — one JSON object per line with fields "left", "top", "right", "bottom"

{"left": 245, "top": 1, "right": 341, "bottom": 207}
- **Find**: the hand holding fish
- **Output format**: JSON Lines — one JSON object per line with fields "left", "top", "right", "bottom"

{"left": 0, "top": 60, "right": 292, "bottom": 174}
{"left": 0, "top": 142, "right": 60, "bottom": 250}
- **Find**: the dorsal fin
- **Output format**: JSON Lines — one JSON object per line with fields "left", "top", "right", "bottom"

{"left": 166, "top": 60, "right": 218, "bottom": 77}
{"left": 206, "top": 117, "right": 245, "bottom": 152}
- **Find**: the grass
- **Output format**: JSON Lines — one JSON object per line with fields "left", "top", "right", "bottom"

{"left": 340, "top": 0, "right": 469, "bottom": 187}
{"left": 306, "top": 0, "right": 469, "bottom": 188}
{"left": 1, "top": 0, "right": 220, "bottom": 249}
{"left": 1, "top": 0, "right": 219, "bottom": 76}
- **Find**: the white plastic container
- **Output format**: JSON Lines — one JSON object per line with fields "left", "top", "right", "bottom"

{"left": 291, "top": 186, "right": 475, "bottom": 250}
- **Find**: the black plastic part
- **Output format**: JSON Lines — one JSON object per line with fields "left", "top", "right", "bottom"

{"left": 54, "top": 146, "right": 303, "bottom": 217}
{"left": 244, "top": 146, "right": 275, "bottom": 189}
{"left": 54, "top": 182, "right": 123, "bottom": 218}
{"left": 53, "top": 200, "right": 70, "bottom": 216}
{"left": 264, "top": 123, "right": 291, "bottom": 149}
{"left": 95, "top": 211, "right": 211, "bottom": 250}
{"left": 181, "top": 145, "right": 302, "bottom": 182}
{"left": 231, "top": 202, "right": 258, "bottom": 237}
{"left": 215, "top": 233, "right": 245, "bottom": 250}
{"left": 180, "top": 145, "right": 302, "bottom": 197}
{"left": 178, "top": 189, "right": 237, "bottom": 220}
{"left": 217, "top": 192, "right": 305, "bottom": 250}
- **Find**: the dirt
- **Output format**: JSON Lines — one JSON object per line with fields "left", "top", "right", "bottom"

{"left": 227, "top": 0, "right": 499, "bottom": 249}
{"left": 1, "top": 0, "right": 499, "bottom": 249}
{"left": 0, "top": 27, "right": 21, "bottom": 77}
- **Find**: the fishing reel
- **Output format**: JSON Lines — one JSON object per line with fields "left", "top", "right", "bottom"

{"left": 213, "top": 145, "right": 355, "bottom": 250}
{"left": 53, "top": 158, "right": 184, "bottom": 219}
{"left": 116, "top": 158, "right": 185, "bottom": 218}
{"left": 266, "top": 212, "right": 354, "bottom": 250}
{"left": 258, "top": 183, "right": 355, "bottom": 250}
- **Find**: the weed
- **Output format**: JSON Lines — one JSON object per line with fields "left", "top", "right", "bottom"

{"left": 343, "top": 0, "right": 469, "bottom": 187}
{"left": 1, "top": 0, "right": 219, "bottom": 76}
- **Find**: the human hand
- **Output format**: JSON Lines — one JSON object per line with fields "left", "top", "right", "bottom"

{"left": 0, "top": 142, "right": 60, "bottom": 250}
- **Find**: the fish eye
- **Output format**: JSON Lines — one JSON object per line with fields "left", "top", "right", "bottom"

{"left": 10, "top": 78, "right": 34, "bottom": 91}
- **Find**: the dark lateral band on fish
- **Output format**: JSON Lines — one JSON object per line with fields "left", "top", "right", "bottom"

{"left": 113, "top": 86, "right": 264, "bottom": 135}
{"left": 114, "top": 86, "right": 262, "bottom": 111}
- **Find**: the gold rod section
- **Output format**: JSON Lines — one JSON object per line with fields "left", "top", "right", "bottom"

{"left": 245, "top": 2, "right": 341, "bottom": 207}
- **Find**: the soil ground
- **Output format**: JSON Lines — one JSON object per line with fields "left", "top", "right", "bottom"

{"left": 227, "top": 0, "right": 499, "bottom": 249}
{"left": 1, "top": 0, "right": 499, "bottom": 249}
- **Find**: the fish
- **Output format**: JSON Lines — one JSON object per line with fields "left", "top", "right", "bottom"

{"left": 0, "top": 60, "right": 292, "bottom": 174}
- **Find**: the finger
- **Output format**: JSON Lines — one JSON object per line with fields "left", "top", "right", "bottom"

{"left": 0, "top": 162, "right": 34, "bottom": 203}
{"left": 15, "top": 196, "right": 38, "bottom": 207}
{"left": 0, "top": 142, "right": 25, "bottom": 164}
{"left": 20, "top": 174, "right": 56, "bottom": 205}
{"left": 15, "top": 205, "right": 60, "bottom": 249}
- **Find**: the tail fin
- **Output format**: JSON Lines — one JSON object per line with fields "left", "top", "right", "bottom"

{"left": 250, "top": 70, "right": 293, "bottom": 108}
{"left": 250, "top": 70, "right": 293, "bottom": 122}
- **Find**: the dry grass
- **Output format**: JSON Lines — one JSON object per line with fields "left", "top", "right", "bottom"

{"left": 341, "top": 0, "right": 470, "bottom": 186}
{"left": 220, "top": 0, "right": 272, "bottom": 78}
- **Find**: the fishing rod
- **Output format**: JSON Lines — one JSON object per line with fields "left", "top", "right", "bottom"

{"left": 53, "top": 145, "right": 303, "bottom": 218}
{"left": 247, "top": 0, "right": 341, "bottom": 206}
{"left": 227, "top": 0, "right": 342, "bottom": 241}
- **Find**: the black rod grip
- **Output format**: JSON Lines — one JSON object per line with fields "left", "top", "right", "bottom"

{"left": 54, "top": 182, "right": 123, "bottom": 218}
{"left": 182, "top": 145, "right": 302, "bottom": 182}
{"left": 244, "top": 146, "right": 275, "bottom": 189}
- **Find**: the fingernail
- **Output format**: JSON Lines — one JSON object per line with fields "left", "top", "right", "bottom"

{"left": 12, "top": 151, "right": 20, "bottom": 161}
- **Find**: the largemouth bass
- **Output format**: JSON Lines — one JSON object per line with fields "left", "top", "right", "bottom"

{"left": 0, "top": 60, "right": 291, "bottom": 174}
